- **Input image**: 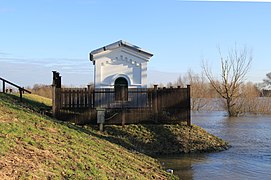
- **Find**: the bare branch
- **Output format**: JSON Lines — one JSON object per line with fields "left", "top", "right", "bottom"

{"left": 202, "top": 45, "right": 252, "bottom": 116}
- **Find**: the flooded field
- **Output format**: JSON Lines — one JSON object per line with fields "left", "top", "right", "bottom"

{"left": 159, "top": 111, "right": 271, "bottom": 180}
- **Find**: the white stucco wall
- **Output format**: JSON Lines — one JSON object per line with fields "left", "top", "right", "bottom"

{"left": 92, "top": 46, "right": 150, "bottom": 88}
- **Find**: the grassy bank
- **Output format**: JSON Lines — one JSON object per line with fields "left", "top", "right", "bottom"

{"left": 0, "top": 93, "right": 175, "bottom": 179}
{"left": 87, "top": 124, "right": 229, "bottom": 156}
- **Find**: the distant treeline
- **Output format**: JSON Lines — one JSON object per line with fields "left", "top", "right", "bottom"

{"left": 24, "top": 71, "right": 271, "bottom": 114}
{"left": 158, "top": 70, "right": 271, "bottom": 114}
{"left": 27, "top": 84, "right": 52, "bottom": 99}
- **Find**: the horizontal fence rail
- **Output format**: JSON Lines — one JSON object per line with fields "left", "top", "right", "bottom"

{"left": 58, "top": 88, "right": 151, "bottom": 109}
{"left": 52, "top": 71, "right": 191, "bottom": 125}
{"left": 60, "top": 88, "right": 93, "bottom": 109}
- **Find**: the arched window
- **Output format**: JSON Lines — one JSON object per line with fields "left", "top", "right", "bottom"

{"left": 114, "top": 77, "right": 128, "bottom": 101}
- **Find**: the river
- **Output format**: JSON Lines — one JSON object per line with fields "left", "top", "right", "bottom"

{"left": 159, "top": 111, "right": 271, "bottom": 180}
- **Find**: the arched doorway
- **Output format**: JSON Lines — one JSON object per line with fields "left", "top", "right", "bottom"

{"left": 114, "top": 77, "right": 128, "bottom": 101}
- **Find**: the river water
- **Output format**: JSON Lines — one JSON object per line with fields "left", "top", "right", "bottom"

{"left": 159, "top": 111, "right": 271, "bottom": 180}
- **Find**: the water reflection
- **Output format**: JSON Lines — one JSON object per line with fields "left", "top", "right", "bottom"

{"left": 160, "top": 154, "right": 208, "bottom": 180}
{"left": 159, "top": 111, "right": 271, "bottom": 180}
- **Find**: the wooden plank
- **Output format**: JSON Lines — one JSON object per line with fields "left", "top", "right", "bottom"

{"left": 72, "top": 89, "right": 75, "bottom": 108}
{"left": 60, "top": 91, "right": 64, "bottom": 108}
{"left": 76, "top": 89, "right": 80, "bottom": 108}
{"left": 81, "top": 89, "right": 84, "bottom": 107}
{"left": 69, "top": 89, "right": 72, "bottom": 108}
{"left": 84, "top": 88, "right": 87, "bottom": 107}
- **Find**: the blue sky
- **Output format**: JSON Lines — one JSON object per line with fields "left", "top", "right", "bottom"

{"left": 1, "top": 0, "right": 271, "bottom": 87}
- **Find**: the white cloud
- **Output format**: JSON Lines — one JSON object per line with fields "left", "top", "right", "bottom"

{"left": 0, "top": 58, "right": 94, "bottom": 86}
{"left": 0, "top": 52, "right": 10, "bottom": 56}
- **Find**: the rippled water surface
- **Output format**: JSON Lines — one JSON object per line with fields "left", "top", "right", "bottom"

{"left": 159, "top": 111, "right": 271, "bottom": 180}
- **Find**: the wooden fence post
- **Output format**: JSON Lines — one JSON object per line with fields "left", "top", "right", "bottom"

{"left": 52, "top": 85, "right": 61, "bottom": 118}
{"left": 87, "top": 85, "right": 92, "bottom": 108}
{"left": 153, "top": 85, "right": 158, "bottom": 122}
{"left": 52, "top": 71, "right": 61, "bottom": 118}
{"left": 52, "top": 85, "right": 56, "bottom": 117}
{"left": 52, "top": 71, "right": 61, "bottom": 88}
{"left": 187, "top": 85, "right": 191, "bottom": 126}
{"left": 92, "top": 89, "right": 95, "bottom": 108}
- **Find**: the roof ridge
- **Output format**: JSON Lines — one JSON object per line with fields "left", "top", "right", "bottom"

{"left": 90, "top": 40, "right": 153, "bottom": 61}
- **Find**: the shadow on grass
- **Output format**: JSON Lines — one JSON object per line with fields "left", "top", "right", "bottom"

{"left": 63, "top": 123, "right": 183, "bottom": 156}
{"left": 0, "top": 93, "right": 52, "bottom": 115}
{"left": 0, "top": 93, "right": 183, "bottom": 156}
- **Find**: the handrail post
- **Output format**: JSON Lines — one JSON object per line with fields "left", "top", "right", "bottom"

{"left": 3, "top": 80, "right": 5, "bottom": 93}
{"left": 19, "top": 88, "right": 23, "bottom": 102}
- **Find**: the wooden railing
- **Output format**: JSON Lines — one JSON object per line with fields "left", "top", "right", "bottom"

{"left": 57, "top": 88, "right": 151, "bottom": 109}
{"left": 0, "top": 77, "right": 31, "bottom": 101}
{"left": 51, "top": 71, "right": 191, "bottom": 125}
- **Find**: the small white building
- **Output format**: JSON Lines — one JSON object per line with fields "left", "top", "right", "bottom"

{"left": 89, "top": 40, "right": 153, "bottom": 89}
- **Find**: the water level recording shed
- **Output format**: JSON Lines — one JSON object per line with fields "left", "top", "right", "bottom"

{"left": 89, "top": 40, "right": 153, "bottom": 89}
{"left": 52, "top": 40, "right": 191, "bottom": 126}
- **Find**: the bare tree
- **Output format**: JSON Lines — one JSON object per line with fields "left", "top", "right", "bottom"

{"left": 176, "top": 70, "right": 212, "bottom": 110}
{"left": 31, "top": 84, "right": 52, "bottom": 99}
{"left": 202, "top": 46, "right": 252, "bottom": 117}
{"left": 240, "top": 82, "right": 261, "bottom": 113}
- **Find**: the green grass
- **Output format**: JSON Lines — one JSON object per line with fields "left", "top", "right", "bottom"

{"left": 92, "top": 123, "right": 229, "bottom": 156}
{"left": 22, "top": 93, "right": 52, "bottom": 106}
{"left": 0, "top": 93, "right": 176, "bottom": 179}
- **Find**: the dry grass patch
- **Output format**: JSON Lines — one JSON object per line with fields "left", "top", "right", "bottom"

{"left": 0, "top": 141, "right": 56, "bottom": 179}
